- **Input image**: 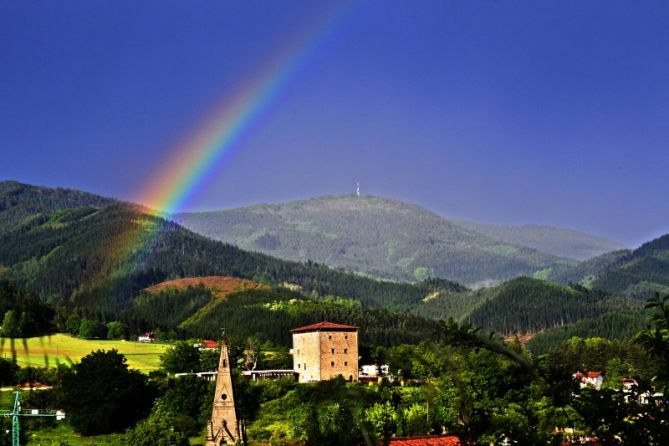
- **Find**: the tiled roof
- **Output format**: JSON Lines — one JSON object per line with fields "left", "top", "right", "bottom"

{"left": 587, "top": 371, "right": 602, "bottom": 378}
{"left": 203, "top": 339, "right": 219, "bottom": 349}
{"left": 291, "top": 320, "right": 358, "bottom": 333}
{"left": 387, "top": 435, "right": 460, "bottom": 446}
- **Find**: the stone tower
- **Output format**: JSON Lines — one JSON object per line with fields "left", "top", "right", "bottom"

{"left": 291, "top": 321, "right": 359, "bottom": 383}
{"left": 206, "top": 338, "right": 242, "bottom": 446}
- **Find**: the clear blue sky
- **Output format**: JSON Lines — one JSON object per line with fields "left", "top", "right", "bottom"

{"left": 2, "top": 1, "right": 668, "bottom": 246}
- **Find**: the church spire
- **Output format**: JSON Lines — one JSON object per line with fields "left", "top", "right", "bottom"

{"left": 206, "top": 337, "right": 243, "bottom": 445}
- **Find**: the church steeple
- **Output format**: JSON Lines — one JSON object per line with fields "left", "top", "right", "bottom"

{"left": 206, "top": 337, "right": 243, "bottom": 445}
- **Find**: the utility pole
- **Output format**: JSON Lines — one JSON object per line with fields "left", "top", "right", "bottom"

{"left": 0, "top": 390, "right": 65, "bottom": 446}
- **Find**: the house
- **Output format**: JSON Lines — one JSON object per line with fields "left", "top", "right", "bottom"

{"left": 242, "top": 369, "right": 299, "bottom": 381}
{"left": 621, "top": 378, "right": 637, "bottom": 391}
{"left": 201, "top": 339, "right": 220, "bottom": 350}
{"left": 174, "top": 371, "right": 218, "bottom": 382}
{"left": 573, "top": 371, "right": 603, "bottom": 390}
{"left": 138, "top": 332, "right": 155, "bottom": 343}
{"left": 359, "top": 364, "right": 391, "bottom": 384}
{"left": 290, "top": 321, "right": 359, "bottom": 383}
{"left": 384, "top": 435, "right": 460, "bottom": 445}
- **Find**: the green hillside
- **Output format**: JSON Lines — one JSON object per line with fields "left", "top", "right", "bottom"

{"left": 547, "top": 249, "right": 631, "bottom": 286}
{"left": 456, "top": 221, "right": 625, "bottom": 260}
{"left": 547, "top": 233, "right": 669, "bottom": 298}
{"left": 526, "top": 310, "right": 648, "bottom": 354}
{"left": 413, "top": 277, "right": 642, "bottom": 336}
{"left": 0, "top": 180, "right": 115, "bottom": 232}
{"left": 174, "top": 195, "right": 574, "bottom": 286}
{"left": 173, "top": 287, "right": 444, "bottom": 348}
{"left": 0, "top": 182, "right": 462, "bottom": 312}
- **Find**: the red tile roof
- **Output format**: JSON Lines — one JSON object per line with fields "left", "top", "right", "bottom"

{"left": 387, "top": 435, "right": 460, "bottom": 446}
{"left": 291, "top": 320, "right": 358, "bottom": 333}
{"left": 587, "top": 371, "right": 602, "bottom": 378}
{"left": 203, "top": 339, "right": 219, "bottom": 349}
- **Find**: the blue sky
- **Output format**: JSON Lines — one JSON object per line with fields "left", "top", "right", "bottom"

{"left": 2, "top": 1, "right": 668, "bottom": 246}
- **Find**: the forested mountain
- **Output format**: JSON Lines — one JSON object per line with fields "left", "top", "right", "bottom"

{"left": 0, "top": 180, "right": 115, "bottom": 232}
{"left": 0, "top": 181, "right": 655, "bottom": 344}
{"left": 526, "top": 310, "right": 647, "bottom": 354}
{"left": 547, "top": 249, "right": 631, "bottom": 286}
{"left": 547, "top": 233, "right": 669, "bottom": 298}
{"left": 413, "top": 277, "right": 642, "bottom": 337}
{"left": 173, "top": 195, "right": 574, "bottom": 286}
{"left": 0, "top": 182, "right": 463, "bottom": 313}
{"left": 455, "top": 221, "right": 624, "bottom": 260}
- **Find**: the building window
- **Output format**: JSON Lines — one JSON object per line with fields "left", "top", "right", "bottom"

{"left": 328, "top": 335, "right": 332, "bottom": 340}
{"left": 304, "top": 364, "right": 307, "bottom": 370}
{"left": 298, "top": 364, "right": 301, "bottom": 369}
{"left": 344, "top": 349, "right": 348, "bottom": 354}
{"left": 344, "top": 361, "right": 348, "bottom": 366}
{"left": 345, "top": 334, "right": 348, "bottom": 339}
{"left": 331, "top": 361, "right": 335, "bottom": 367}
{"left": 331, "top": 348, "right": 335, "bottom": 354}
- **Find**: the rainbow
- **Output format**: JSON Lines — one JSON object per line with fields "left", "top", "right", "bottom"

{"left": 136, "top": 3, "right": 352, "bottom": 215}
{"left": 83, "top": 3, "right": 354, "bottom": 287}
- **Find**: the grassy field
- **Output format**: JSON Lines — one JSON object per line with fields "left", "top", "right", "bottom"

{"left": 0, "top": 334, "right": 170, "bottom": 372}
{"left": 25, "top": 425, "right": 126, "bottom": 446}
{"left": 25, "top": 425, "right": 205, "bottom": 445}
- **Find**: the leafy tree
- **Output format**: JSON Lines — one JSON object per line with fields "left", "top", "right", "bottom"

{"left": 1, "top": 310, "right": 20, "bottom": 337}
{"left": 60, "top": 350, "right": 156, "bottom": 435}
{"left": 160, "top": 341, "right": 201, "bottom": 373}
{"left": 365, "top": 401, "right": 395, "bottom": 443}
{"left": 199, "top": 348, "right": 219, "bottom": 371}
{"left": 65, "top": 314, "right": 81, "bottom": 335}
{"left": 125, "top": 414, "right": 189, "bottom": 446}
{"left": 152, "top": 375, "right": 213, "bottom": 438}
{"left": 78, "top": 319, "right": 104, "bottom": 339}
{"left": 403, "top": 403, "right": 430, "bottom": 436}
{"left": 106, "top": 321, "right": 128, "bottom": 340}
{"left": 0, "top": 359, "right": 18, "bottom": 387}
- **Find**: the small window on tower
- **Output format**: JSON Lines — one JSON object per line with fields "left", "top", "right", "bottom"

{"left": 298, "top": 364, "right": 301, "bottom": 369}
{"left": 328, "top": 335, "right": 332, "bottom": 340}
{"left": 344, "top": 349, "right": 348, "bottom": 354}
{"left": 344, "top": 361, "right": 348, "bottom": 366}
{"left": 345, "top": 334, "right": 348, "bottom": 339}
{"left": 304, "top": 363, "right": 307, "bottom": 370}
{"left": 331, "top": 361, "right": 335, "bottom": 367}
{"left": 331, "top": 348, "right": 335, "bottom": 354}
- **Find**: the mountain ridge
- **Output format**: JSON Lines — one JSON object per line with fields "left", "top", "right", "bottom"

{"left": 173, "top": 194, "right": 601, "bottom": 286}
{"left": 455, "top": 220, "right": 625, "bottom": 260}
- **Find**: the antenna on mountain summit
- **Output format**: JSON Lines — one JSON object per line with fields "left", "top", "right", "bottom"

{"left": 356, "top": 182, "right": 360, "bottom": 197}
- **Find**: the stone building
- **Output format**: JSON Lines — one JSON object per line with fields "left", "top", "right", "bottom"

{"left": 291, "top": 321, "right": 359, "bottom": 383}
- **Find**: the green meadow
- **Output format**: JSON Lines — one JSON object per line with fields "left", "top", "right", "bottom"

{"left": 0, "top": 334, "right": 170, "bottom": 372}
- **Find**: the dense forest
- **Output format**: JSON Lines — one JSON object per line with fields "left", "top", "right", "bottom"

{"left": 527, "top": 310, "right": 648, "bottom": 353}
{"left": 413, "top": 277, "right": 642, "bottom": 339}
{"left": 548, "top": 234, "right": 669, "bottom": 298}
{"left": 176, "top": 288, "right": 445, "bottom": 347}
